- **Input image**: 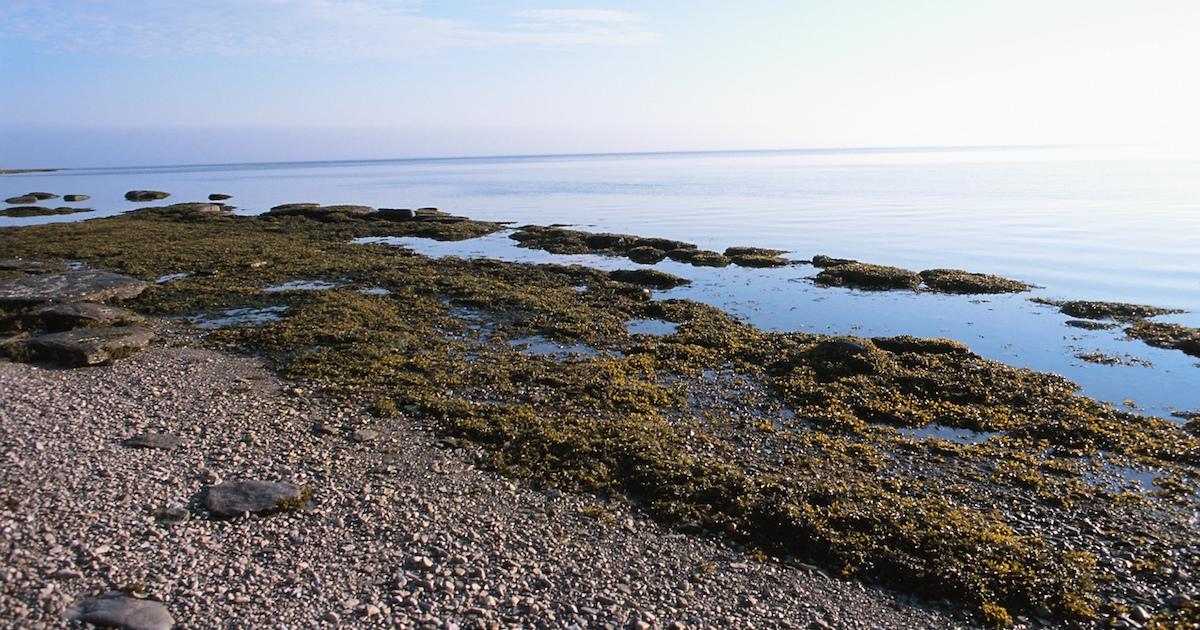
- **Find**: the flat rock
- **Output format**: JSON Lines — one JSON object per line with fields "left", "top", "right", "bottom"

{"left": 65, "top": 592, "right": 174, "bottom": 630}
{"left": 203, "top": 480, "right": 307, "bottom": 518}
{"left": 0, "top": 259, "right": 67, "bottom": 273}
{"left": 4, "top": 194, "right": 38, "bottom": 204}
{"left": 0, "top": 206, "right": 93, "bottom": 217}
{"left": 0, "top": 270, "right": 148, "bottom": 305}
{"left": 125, "top": 190, "right": 171, "bottom": 202}
{"left": 64, "top": 194, "right": 90, "bottom": 202}
{"left": 123, "top": 432, "right": 181, "bottom": 450}
{"left": 28, "top": 192, "right": 58, "bottom": 200}
{"left": 23, "top": 326, "right": 154, "bottom": 367}
{"left": 33, "top": 302, "right": 139, "bottom": 331}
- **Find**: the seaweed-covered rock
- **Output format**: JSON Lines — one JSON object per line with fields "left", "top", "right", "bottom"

{"left": 375, "top": 208, "right": 415, "bottom": 221}
{"left": 724, "top": 246, "right": 786, "bottom": 258}
{"left": 919, "top": 268, "right": 1030, "bottom": 294}
{"left": 627, "top": 246, "right": 667, "bottom": 264}
{"left": 265, "top": 203, "right": 373, "bottom": 221}
{"left": 632, "top": 237, "right": 694, "bottom": 251}
{"left": 609, "top": 269, "right": 691, "bottom": 289}
{"left": 32, "top": 302, "right": 140, "bottom": 331}
{"left": 0, "top": 270, "right": 147, "bottom": 306}
{"left": 21, "top": 326, "right": 154, "bottom": 366}
{"left": 208, "top": 193, "right": 232, "bottom": 201}
{"left": 730, "top": 254, "right": 789, "bottom": 268}
{"left": 1031, "top": 298, "right": 1184, "bottom": 321}
{"left": 585, "top": 233, "right": 635, "bottom": 249}
{"left": 1065, "top": 319, "right": 1116, "bottom": 330}
{"left": 1125, "top": 321, "right": 1200, "bottom": 357}
{"left": 203, "top": 480, "right": 308, "bottom": 518}
{"left": 65, "top": 592, "right": 173, "bottom": 630}
{"left": 811, "top": 254, "right": 856, "bottom": 267}
{"left": 666, "top": 248, "right": 730, "bottom": 267}
{"left": 63, "top": 194, "right": 90, "bottom": 202}
{"left": 872, "top": 335, "right": 970, "bottom": 355}
{"left": 125, "top": 190, "right": 170, "bottom": 202}
{"left": 814, "top": 262, "right": 920, "bottom": 290}
{"left": 0, "top": 206, "right": 94, "bottom": 218}
{"left": 4, "top": 194, "right": 38, "bottom": 205}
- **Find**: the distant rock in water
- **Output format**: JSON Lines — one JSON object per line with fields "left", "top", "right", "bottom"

{"left": 208, "top": 193, "right": 232, "bottom": 200}
{"left": 65, "top": 592, "right": 173, "bottom": 630}
{"left": 4, "top": 194, "right": 38, "bottom": 204}
{"left": 21, "top": 326, "right": 154, "bottom": 367}
{"left": 63, "top": 194, "right": 90, "bottom": 202}
{"left": 125, "top": 190, "right": 171, "bottom": 202}
{"left": 0, "top": 206, "right": 94, "bottom": 218}
{"left": 28, "top": 192, "right": 58, "bottom": 200}
{"left": 1030, "top": 297, "right": 1184, "bottom": 321}
{"left": 814, "top": 262, "right": 921, "bottom": 291}
{"left": 203, "top": 480, "right": 309, "bottom": 518}
{"left": 0, "top": 270, "right": 148, "bottom": 305}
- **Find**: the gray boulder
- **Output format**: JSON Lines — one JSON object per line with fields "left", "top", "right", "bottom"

{"left": 123, "top": 432, "right": 181, "bottom": 450}
{"left": 0, "top": 270, "right": 147, "bottom": 305}
{"left": 23, "top": 326, "right": 154, "bottom": 366}
{"left": 203, "top": 480, "right": 308, "bottom": 518}
{"left": 125, "top": 190, "right": 171, "bottom": 202}
{"left": 65, "top": 592, "right": 174, "bottom": 630}
{"left": 33, "top": 302, "right": 139, "bottom": 331}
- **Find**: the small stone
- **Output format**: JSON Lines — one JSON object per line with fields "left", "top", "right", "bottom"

{"left": 323, "top": 611, "right": 340, "bottom": 624}
{"left": 1132, "top": 606, "right": 1152, "bottom": 622}
{"left": 152, "top": 504, "right": 189, "bottom": 524}
{"left": 351, "top": 428, "right": 379, "bottom": 443}
{"left": 123, "top": 432, "right": 181, "bottom": 450}
{"left": 65, "top": 592, "right": 173, "bottom": 630}
{"left": 202, "top": 480, "right": 308, "bottom": 518}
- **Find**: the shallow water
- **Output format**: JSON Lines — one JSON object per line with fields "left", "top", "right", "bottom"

{"left": 4, "top": 147, "right": 1198, "bottom": 416}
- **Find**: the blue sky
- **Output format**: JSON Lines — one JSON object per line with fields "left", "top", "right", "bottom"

{"left": 2, "top": 1, "right": 1199, "bottom": 167}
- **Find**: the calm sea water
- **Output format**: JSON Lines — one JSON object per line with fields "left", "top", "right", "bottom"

{"left": 3, "top": 147, "right": 1199, "bottom": 416}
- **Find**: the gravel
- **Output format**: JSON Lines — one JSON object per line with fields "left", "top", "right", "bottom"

{"left": 0, "top": 330, "right": 976, "bottom": 629}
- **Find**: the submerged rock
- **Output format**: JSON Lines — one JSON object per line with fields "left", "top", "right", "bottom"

{"left": 125, "top": 190, "right": 171, "bottom": 202}
{"left": 22, "top": 326, "right": 154, "bottom": 366}
{"left": 65, "top": 592, "right": 173, "bottom": 630}
{"left": 1065, "top": 319, "right": 1117, "bottom": 330}
{"left": 63, "top": 194, "right": 90, "bottom": 202}
{"left": 0, "top": 270, "right": 147, "bottom": 306}
{"left": 32, "top": 302, "right": 140, "bottom": 331}
{"left": 203, "top": 480, "right": 308, "bottom": 518}
{"left": 919, "top": 268, "right": 1030, "bottom": 294}
{"left": 814, "top": 262, "right": 920, "bottom": 290}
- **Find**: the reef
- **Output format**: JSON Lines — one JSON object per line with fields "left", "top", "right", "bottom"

{"left": 1, "top": 205, "right": 1197, "bottom": 627}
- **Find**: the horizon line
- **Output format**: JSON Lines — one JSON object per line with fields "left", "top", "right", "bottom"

{"left": 8, "top": 143, "right": 1094, "bottom": 174}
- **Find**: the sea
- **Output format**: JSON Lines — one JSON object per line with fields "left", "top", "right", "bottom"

{"left": 3, "top": 146, "right": 1198, "bottom": 418}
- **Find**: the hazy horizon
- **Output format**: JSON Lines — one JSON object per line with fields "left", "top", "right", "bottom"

{"left": 4, "top": 1, "right": 1200, "bottom": 167}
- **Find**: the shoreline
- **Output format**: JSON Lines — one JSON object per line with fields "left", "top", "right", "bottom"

{"left": 0, "top": 335, "right": 967, "bottom": 628}
{"left": 1, "top": 201, "right": 1198, "bottom": 627}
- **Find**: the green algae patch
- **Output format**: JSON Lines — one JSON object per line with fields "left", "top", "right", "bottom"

{"left": 814, "top": 262, "right": 921, "bottom": 291}
{"left": 3, "top": 208, "right": 1198, "bottom": 625}
{"left": 919, "top": 268, "right": 1030, "bottom": 294}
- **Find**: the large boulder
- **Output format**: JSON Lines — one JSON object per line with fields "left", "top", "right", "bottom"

{"left": 203, "top": 480, "right": 308, "bottom": 518}
{"left": 65, "top": 592, "right": 173, "bottom": 630}
{"left": 125, "top": 190, "right": 171, "bottom": 202}
{"left": 22, "top": 326, "right": 154, "bottom": 366}
{"left": 0, "top": 270, "right": 148, "bottom": 306}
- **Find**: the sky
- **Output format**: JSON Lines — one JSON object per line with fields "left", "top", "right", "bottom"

{"left": 2, "top": 0, "right": 1200, "bottom": 167}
